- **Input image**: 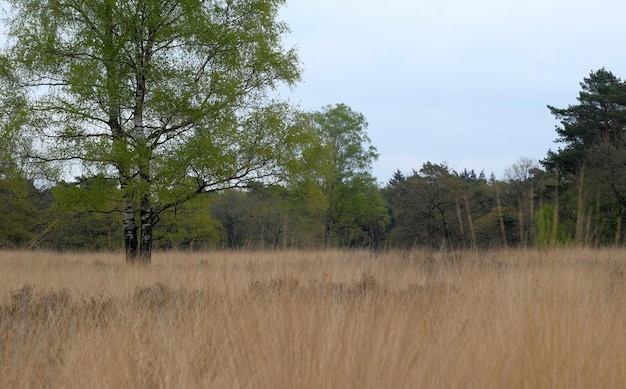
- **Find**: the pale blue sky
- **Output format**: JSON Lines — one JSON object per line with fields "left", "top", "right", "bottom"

{"left": 278, "top": 0, "right": 626, "bottom": 183}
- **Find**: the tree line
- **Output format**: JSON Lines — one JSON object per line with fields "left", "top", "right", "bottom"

{"left": 0, "top": 102, "right": 391, "bottom": 250}
{"left": 1, "top": 0, "right": 626, "bottom": 255}
{"left": 4, "top": 66, "right": 626, "bottom": 251}
{"left": 5, "top": 74, "right": 626, "bottom": 253}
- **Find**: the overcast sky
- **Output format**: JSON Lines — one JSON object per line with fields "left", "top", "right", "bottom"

{"left": 278, "top": 0, "right": 626, "bottom": 183}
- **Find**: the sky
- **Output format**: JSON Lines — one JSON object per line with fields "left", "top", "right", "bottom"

{"left": 277, "top": 0, "right": 626, "bottom": 183}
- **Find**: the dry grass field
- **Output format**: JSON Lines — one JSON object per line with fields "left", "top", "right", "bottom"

{"left": 1, "top": 248, "right": 625, "bottom": 388}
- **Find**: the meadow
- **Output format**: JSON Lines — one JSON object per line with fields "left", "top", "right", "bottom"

{"left": 1, "top": 248, "right": 625, "bottom": 388}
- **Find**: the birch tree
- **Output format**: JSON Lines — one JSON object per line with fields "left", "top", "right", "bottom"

{"left": 293, "top": 104, "right": 388, "bottom": 247}
{"left": 3, "top": 0, "right": 301, "bottom": 262}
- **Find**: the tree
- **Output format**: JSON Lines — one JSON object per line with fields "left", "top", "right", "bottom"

{"left": 209, "top": 190, "right": 249, "bottom": 248}
{"left": 503, "top": 157, "right": 542, "bottom": 246}
{"left": 386, "top": 169, "right": 405, "bottom": 188}
{"left": 0, "top": 172, "right": 45, "bottom": 247}
{"left": 544, "top": 69, "right": 626, "bottom": 245}
{"left": 0, "top": 55, "right": 28, "bottom": 163}
{"left": 154, "top": 194, "right": 223, "bottom": 250}
{"left": 46, "top": 176, "right": 124, "bottom": 250}
{"left": 383, "top": 163, "right": 531, "bottom": 249}
{"left": 0, "top": 53, "right": 45, "bottom": 247}
{"left": 292, "top": 104, "right": 388, "bottom": 247}
{"left": 210, "top": 185, "right": 297, "bottom": 248}
{"left": 4, "top": 0, "right": 302, "bottom": 262}
{"left": 240, "top": 184, "right": 296, "bottom": 248}
{"left": 544, "top": 68, "right": 626, "bottom": 175}
{"left": 385, "top": 163, "right": 467, "bottom": 249}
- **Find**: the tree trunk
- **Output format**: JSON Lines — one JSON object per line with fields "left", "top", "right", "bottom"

{"left": 518, "top": 207, "right": 525, "bottom": 247}
{"left": 455, "top": 197, "right": 466, "bottom": 249}
{"left": 575, "top": 165, "right": 586, "bottom": 246}
{"left": 464, "top": 195, "right": 476, "bottom": 249}
{"left": 551, "top": 171, "right": 559, "bottom": 247}
{"left": 139, "top": 195, "right": 154, "bottom": 263}
{"left": 529, "top": 183, "right": 535, "bottom": 245}
{"left": 103, "top": 7, "right": 141, "bottom": 263}
{"left": 131, "top": 25, "right": 153, "bottom": 263}
{"left": 324, "top": 219, "right": 332, "bottom": 248}
{"left": 493, "top": 178, "right": 508, "bottom": 248}
{"left": 123, "top": 195, "right": 139, "bottom": 262}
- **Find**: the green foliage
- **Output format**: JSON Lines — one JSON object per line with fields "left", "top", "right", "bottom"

{"left": 154, "top": 195, "right": 224, "bottom": 250}
{"left": 3, "top": 0, "right": 303, "bottom": 260}
{"left": 0, "top": 59, "right": 48, "bottom": 247}
{"left": 534, "top": 205, "right": 573, "bottom": 247}
{"left": 473, "top": 207, "right": 518, "bottom": 247}
{"left": 240, "top": 185, "right": 301, "bottom": 248}
{"left": 544, "top": 69, "right": 626, "bottom": 246}
{"left": 0, "top": 54, "right": 33, "bottom": 184}
{"left": 382, "top": 162, "right": 544, "bottom": 249}
{"left": 0, "top": 174, "right": 43, "bottom": 247}
{"left": 544, "top": 68, "right": 626, "bottom": 175}
{"left": 209, "top": 190, "right": 251, "bottom": 248}
{"left": 290, "top": 104, "right": 389, "bottom": 247}
{"left": 45, "top": 176, "right": 123, "bottom": 250}
{"left": 383, "top": 163, "right": 466, "bottom": 249}
{"left": 210, "top": 185, "right": 309, "bottom": 248}
{"left": 52, "top": 176, "right": 119, "bottom": 212}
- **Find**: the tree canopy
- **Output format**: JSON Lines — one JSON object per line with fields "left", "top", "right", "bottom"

{"left": 543, "top": 68, "right": 626, "bottom": 175}
{"left": 292, "top": 104, "right": 389, "bottom": 247}
{"left": 3, "top": 0, "right": 302, "bottom": 262}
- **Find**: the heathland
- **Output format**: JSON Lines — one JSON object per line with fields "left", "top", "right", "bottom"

{"left": 1, "top": 248, "right": 625, "bottom": 388}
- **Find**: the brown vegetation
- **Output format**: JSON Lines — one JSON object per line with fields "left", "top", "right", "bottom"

{"left": 1, "top": 248, "right": 625, "bottom": 388}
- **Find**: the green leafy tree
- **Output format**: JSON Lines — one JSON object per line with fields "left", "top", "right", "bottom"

{"left": 240, "top": 184, "right": 296, "bottom": 248}
{"left": 46, "top": 176, "right": 124, "bottom": 250}
{"left": 209, "top": 186, "right": 292, "bottom": 248}
{"left": 0, "top": 173, "right": 46, "bottom": 247}
{"left": 544, "top": 69, "right": 626, "bottom": 245}
{"left": 292, "top": 104, "right": 388, "bottom": 247}
{"left": 503, "top": 157, "right": 543, "bottom": 247}
{"left": 544, "top": 68, "right": 626, "bottom": 175}
{"left": 383, "top": 163, "right": 532, "bottom": 249}
{"left": 0, "top": 56, "right": 28, "bottom": 165}
{"left": 4, "top": 0, "right": 301, "bottom": 262}
{"left": 383, "top": 163, "right": 464, "bottom": 249}
{"left": 0, "top": 54, "right": 45, "bottom": 247}
{"left": 154, "top": 194, "right": 223, "bottom": 250}
{"left": 534, "top": 204, "right": 573, "bottom": 247}
{"left": 209, "top": 190, "right": 250, "bottom": 248}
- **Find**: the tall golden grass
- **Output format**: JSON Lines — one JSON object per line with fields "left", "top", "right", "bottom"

{"left": 1, "top": 248, "right": 625, "bottom": 388}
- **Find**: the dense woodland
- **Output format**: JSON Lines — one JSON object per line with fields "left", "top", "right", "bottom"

{"left": 2, "top": 68, "right": 626, "bottom": 251}
{"left": 1, "top": 1, "right": 625, "bottom": 253}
